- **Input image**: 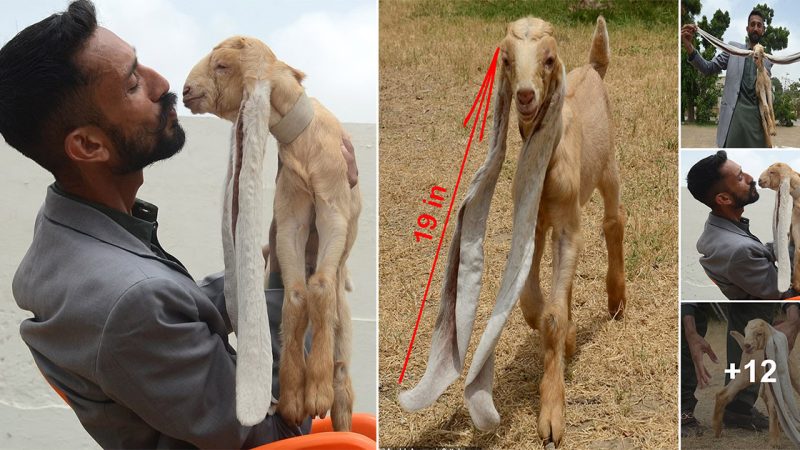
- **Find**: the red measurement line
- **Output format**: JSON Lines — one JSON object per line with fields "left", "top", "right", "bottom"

{"left": 399, "top": 48, "right": 500, "bottom": 384}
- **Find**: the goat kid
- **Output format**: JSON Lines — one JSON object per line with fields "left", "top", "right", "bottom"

{"left": 399, "top": 16, "right": 625, "bottom": 448}
{"left": 183, "top": 36, "right": 360, "bottom": 430}
{"left": 758, "top": 162, "right": 800, "bottom": 291}
{"left": 712, "top": 318, "right": 800, "bottom": 447}
{"left": 753, "top": 44, "right": 777, "bottom": 147}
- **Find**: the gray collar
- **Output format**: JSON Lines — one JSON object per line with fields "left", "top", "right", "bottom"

{"left": 270, "top": 92, "right": 314, "bottom": 144}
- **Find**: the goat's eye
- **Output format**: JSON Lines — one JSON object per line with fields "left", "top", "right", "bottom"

{"left": 544, "top": 56, "right": 555, "bottom": 70}
{"left": 215, "top": 63, "right": 229, "bottom": 71}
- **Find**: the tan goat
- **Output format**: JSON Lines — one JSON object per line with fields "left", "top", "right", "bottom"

{"left": 753, "top": 44, "right": 777, "bottom": 147}
{"left": 758, "top": 162, "right": 800, "bottom": 291}
{"left": 183, "top": 36, "right": 360, "bottom": 430}
{"left": 712, "top": 318, "right": 800, "bottom": 447}
{"left": 399, "top": 17, "right": 625, "bottom": 447}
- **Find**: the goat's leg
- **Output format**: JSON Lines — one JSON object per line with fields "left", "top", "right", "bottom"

{"left": 305, "top": 199, "right": 349, "bottom": 418}
{"left": 599, "top": 163, "right": 626, "bottom": 318}
{"left": 712, "top": 352, "right": 760, "bottom": 437}
{"left": 537, "top": 211, "right": 582, "bottom": 447}
{"left": 519, "top": 222, "right": 548, "bottom": 330}
{"left": 763, "top": 385, "right": 781, "bottom": 448}
{"left": 330, "top": 266, "right": 354, "bottom": 431}
{"left": 275, "top": 188, "right": 314, "bottom": 426}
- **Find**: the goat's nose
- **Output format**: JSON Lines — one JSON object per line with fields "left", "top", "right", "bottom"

{"left": 183, "top": 85, "right": 191, "bottom": 96}
{"left": 517, "top": 89, "right": 535, "bottom": 106}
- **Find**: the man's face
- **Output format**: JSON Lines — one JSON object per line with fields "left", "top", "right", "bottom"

{"left": 719, "top": 160, "right": 759, "bottom": 208}
{"left": 747, "top": 14, "right": 765, "bottom": 45}
{"left": 77, "top": 27, "right": 184, "bottom": 174}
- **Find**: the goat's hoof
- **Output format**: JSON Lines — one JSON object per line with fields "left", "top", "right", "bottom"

{"left": 608, "top": 300, "right": 625, "bottom": 320}
{"left": 305, "top": 380, "right": 334, "bottom": 419}
{"left": 537, "top": 399, "right": 565, "bottom": 448}
{"left": 277, "top": 390, "right": 306, "bottom": 426}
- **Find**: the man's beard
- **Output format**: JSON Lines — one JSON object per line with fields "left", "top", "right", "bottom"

{"left": 749, "top": 32, "right": 762, "bottom": 45}
{"left": 108, "top": 92, "right": 186, "bottom": 175}
{"left": 733, "top": 182, "right": 760, "bottom": 208}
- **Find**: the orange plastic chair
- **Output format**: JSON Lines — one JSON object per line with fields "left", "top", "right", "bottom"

{"left": 252, "top": 413, "right": 376, "bottom": 450}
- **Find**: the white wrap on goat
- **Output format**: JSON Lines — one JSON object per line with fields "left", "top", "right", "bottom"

{"left": 399, "top": 62, "right": 566, "bottom": 430}
{"left": 765, "top": 326, "right": 800, "bottom": 446}
{"left": 774, "top": 176, "right": 793, "bottom": 292}
{"left": 222, "top": 79, "right": 273, "bottom": 426}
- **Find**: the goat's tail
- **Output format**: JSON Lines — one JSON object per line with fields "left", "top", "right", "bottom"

{"left": 588, "top": 15, "right": 610, "bottom": 79}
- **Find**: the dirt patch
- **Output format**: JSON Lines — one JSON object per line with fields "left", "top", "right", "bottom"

{"left": 681, "top": 123, "right": 800, "bottom": 148}
{"left": 379, "top": 2, "right": 678, "bottom": 449}
{"left": 682, "top": 319, "right": 796, "bottom": 449}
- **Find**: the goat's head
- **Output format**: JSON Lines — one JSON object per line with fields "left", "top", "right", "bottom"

{"left": 499, "top": 17, "right": 565, "bottom": 139}
{"left": 731, "top": 318, "right": 772, "bottom": 354}
{"left": 183, "top": 36, "right": 277, "bottom": 122}
{"left": 753, "top": 43, "right": 766, "bottom": 69}
{"left": 758, "top": 162, "right": 794, "bottom": 189}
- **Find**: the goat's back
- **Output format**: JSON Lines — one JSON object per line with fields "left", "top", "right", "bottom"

{"left": 562, "top": 64, "right": 613, "bottom": 205}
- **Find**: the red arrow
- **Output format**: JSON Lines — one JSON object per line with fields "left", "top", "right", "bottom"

{"left": 399, "top": 47, "right": 500, "bottom": 384}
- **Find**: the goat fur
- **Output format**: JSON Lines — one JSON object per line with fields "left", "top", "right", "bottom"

{"left": 184, "top": 36, "right": 360, "bottom": 430}
{"left": 399, "top": 16, "right": 625, "bottom": 447}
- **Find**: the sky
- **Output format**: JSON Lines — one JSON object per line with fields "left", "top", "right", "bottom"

{"left": 678, "top": 149, "right": 800, "bottom": 186}
{"left": 692, "top": 0, "right": 800, "bottom": 88}
{"left": 0, "top": 0, "right": 377, "bottom": 123}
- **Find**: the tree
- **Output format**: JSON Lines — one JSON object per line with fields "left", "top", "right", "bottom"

{"left": 772, "top": 77, "right": 795, "bottom": 126}
{"left": 681, "top": 1, "right": 729, "bottom": 124}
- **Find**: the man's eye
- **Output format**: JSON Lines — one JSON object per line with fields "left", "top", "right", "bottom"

{"left": 128, "top": 74, "right": 141, "bottom": 93}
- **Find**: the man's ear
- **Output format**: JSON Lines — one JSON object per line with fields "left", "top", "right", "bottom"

{"left": 715, "top": 192, "right": 733, "bottom": 207}
{"left": 64, "top": 125, "right": 110, "bottom": 164}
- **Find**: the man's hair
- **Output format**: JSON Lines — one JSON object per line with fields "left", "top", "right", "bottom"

{"left": 0, "top": 0, "right": 99, "bottom": 176}
{"left": 748, "top": 9, "right": 765, "bottom": 24}
{"left": 687, "top": 150, "right": 728, "bottom": 208}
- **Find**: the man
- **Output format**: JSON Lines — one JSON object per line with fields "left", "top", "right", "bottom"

{"left": 687, "top": 150, "right": 784, "bottom": 300}
{"left": 0, "top": 1, "right": 355, "bottom": 447}
{"left": 682, "top": 9, "right": 772, "bottom": 147}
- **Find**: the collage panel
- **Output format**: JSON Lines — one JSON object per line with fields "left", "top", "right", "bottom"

{"left": 680, "top": 302, "right": 800, "bottom": 449}
{"left": 681, "top": 3, "right": 800, "bottom": 149}
{"left": 380, "top": 1, "right": 677, "bottom": 448}
{"left": 680, "top": 149, "right": 800, "bottom": 302}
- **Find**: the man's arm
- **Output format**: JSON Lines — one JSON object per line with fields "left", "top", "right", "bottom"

{"left": 729, "top": 244, "right": 782, "bottom": 299}
{"left": 681, "top": 24, "right": 729, "bottom": 75}
{"left": 682, "top": 304, "right": 718, "bottom": 389}
{"left": 96, "top": 277, "right": 302, "bottom": 448}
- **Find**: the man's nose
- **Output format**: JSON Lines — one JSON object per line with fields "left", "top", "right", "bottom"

{"left": 141, "top": 64, "right": 170, "bottom": 101}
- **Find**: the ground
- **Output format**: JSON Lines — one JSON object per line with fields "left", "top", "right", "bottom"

{"left": 379, "top": 2, "right": 678, "bottom": 449}
{"left": 681, "top": 123, "right": 800, "bottom": 148}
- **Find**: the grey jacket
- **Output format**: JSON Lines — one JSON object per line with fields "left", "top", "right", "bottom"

{"left": 689, "top": 41, "right": 773, "bottom": 147}
{"left": 12, "top": 186, "right": 302, "bottom": 448}
{"left": 696, "top": 212, "right": 781, "bottom": 300}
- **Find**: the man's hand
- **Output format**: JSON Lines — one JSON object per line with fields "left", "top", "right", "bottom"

{"left": 774, "top": 303, "right": 800, "bottom": 351}
{"left": 684, "top": 314, "right": 718, "bottom": 389}
{"left": 681, "top": 24, "right": 697, "bottom": 54}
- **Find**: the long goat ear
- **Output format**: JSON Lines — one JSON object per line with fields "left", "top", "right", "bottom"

{"left": 776, "top": 174, "right": 792, "bottom": 291}
{"left": 229, "top": 36, "right": 273, "bottom": 426}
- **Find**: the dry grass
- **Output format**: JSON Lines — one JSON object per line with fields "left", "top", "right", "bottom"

{"left": 378, "top": 1, "right": 678, "bottom": 448}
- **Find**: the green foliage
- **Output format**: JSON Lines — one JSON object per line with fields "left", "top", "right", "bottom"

{"left": 774, "top": 78, "right": 800, "bottom": 126}
{"left": 412, "top": 0, "right": 676, "bottom": 26}
{"left": 682, "top": 5, "right": 730, "bottom": 124}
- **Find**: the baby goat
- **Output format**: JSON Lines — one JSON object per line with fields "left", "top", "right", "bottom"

{"left": 184, "top": 36, "right": 360, "bottom": 430}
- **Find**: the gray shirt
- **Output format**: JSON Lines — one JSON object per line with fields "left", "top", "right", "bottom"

{"left": 13, "top": 185, "right": 304, "bottom": 448}
{"left": 696, "top": 212, "right": 781, "bottom": 300}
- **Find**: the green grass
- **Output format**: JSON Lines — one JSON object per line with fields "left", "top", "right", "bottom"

{"left": 412, "top": 0, "right": 676, "bottom": 27}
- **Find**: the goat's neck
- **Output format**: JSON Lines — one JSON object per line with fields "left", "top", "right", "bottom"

{"left": 268, "top": 73, "right": 305, "bottom": 129}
